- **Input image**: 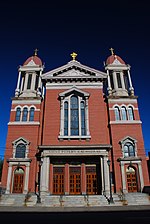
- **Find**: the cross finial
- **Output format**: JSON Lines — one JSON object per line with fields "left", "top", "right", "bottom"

{"left": 109, "top": 47, "right": 114, "bottom": 55}
{"left": 70, "top": 52, "right": 77, "bottom": 61}
{"left": 34, "top": 48, "right": 38, "bottom": 56}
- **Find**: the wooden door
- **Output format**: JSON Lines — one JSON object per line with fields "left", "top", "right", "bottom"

{"left": 126, "top": 167, "right": 137, "bottom": 192}
{"left": 53, "top": 167, "right": 64, "bottom": 194}
{"left": 70, "top": 167, "right": 81, "bottom": 194}
{"left": 86, "top": 166, "right": 97, "bottom": 195}
{"left": 13, "top": 168, "right": 24, "bottom": 193}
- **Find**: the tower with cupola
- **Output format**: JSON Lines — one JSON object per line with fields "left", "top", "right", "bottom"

{"left": 105, "top": 48, "right": 149, "bottom": 193}
{"left": 1, "top": 50, "right": 44, "bottom": 194}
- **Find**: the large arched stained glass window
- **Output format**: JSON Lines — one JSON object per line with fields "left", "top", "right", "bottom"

{"left": 71, "top": 96, "right": 79, "bottom": 135}
{"left": 81, "top": 101, "right": 86, "bottom": 135}
{"left": 15, "top": 143, "right": 26, "bottom": 158}
{"left": 64, "top": 102, "right": 68, "bottom": 136}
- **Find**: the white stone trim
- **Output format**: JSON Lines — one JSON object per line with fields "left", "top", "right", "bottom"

{"left": 12, "top": 99, "right": 42, "bottom": 105}
{"left": 110, "top": 120, "right": 142, "bottom": 124}
{"left": 46, "top": 82, "right": 103, "bottom": 89}
{"left": 8, "top": 121, "right": 40, "bottom": 125}
{"left": 108, "top": 98, "right": 137, "bottom": 103}
{"left": 42, "top": 149, "right": 109, "bottom": 157}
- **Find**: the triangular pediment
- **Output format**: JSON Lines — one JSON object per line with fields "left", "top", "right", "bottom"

{"left": 42, "top": 60, "right": 107, "bottom": 80}
{"left": 25, "top": 60, "right": 37, "bottom": 66}
{"left": 112, "top": 58, "right": 122, "bottom": 65}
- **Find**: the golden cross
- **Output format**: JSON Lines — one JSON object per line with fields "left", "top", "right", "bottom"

{"left": 109, "top": 47, "right": 114, "bottom": 55}
{"left": 70, "top": 52, "right": 77, "bottom": 61}
{"left": 34, "top": 48, "right": 38, "bottom": 56}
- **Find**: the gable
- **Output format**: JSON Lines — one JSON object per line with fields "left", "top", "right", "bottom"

{"left": 42, "top": 60, "right": 107, "bottom": 80}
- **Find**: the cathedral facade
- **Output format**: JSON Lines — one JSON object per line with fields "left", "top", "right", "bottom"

{"left": 1, "top": 50, "right": 149, "bottom": 200}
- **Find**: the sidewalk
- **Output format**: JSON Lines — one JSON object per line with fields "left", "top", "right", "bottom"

{"left": 0, "top": 204, "right": 150, "bottom": 212}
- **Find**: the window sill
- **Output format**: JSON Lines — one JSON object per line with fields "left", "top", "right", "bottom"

{"left": 58, "top": 135, "right": 91, "bottom": 140}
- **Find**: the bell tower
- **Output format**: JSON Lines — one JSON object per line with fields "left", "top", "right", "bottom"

{"left": 105, "top": 48, "right": 134, "bottom": 97}
{"left": 15, "top": 49, "right": 44, "bottom": 98}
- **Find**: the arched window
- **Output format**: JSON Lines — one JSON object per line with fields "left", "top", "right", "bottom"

{"left": 81, "top": 101, "right": 86, "bottom": 135}
{"left": 64, "top": 102, "right": 68, "bottom": 136}
{"left": 22, "top": 107, "right": 28, "bottom": 121}
{"left": 123, "top": 142, "right": 135, "bottom": 157}
{"left": 15, "top": 143, "right": 26, "bottom": 158}
{"left": 128, "top": 107, "right": 134, "bottom": 120}
{"left": 15, "top": 108, "right": 21, "bottom": 121}
{"left": 121, "top": 107, "right": 127, "bottom": 120}
{"left": 71, "top": 96, "right": 79, "bottom": 136}
{"left": 29, "top": 107, "right": 35, "bottom": 121}
{"left": 114, "top": 107, "right": 120, "bottom": 120}
{"left": 60, "top": 88, "right": 90, "bottom": 139}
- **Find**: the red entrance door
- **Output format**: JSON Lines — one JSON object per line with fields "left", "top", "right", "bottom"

{"left": 53, "top": 167, "right": 64, "bottom": 194}
{"left": 70, "top": 167, "right": 81, "bottom": 195}
{"left": 86, "top": 166, "right": 97, "bottom": 195}
{"left": 126, "top": 167, "right": 137, "bottom": 192}
{"left": 13, "top": 168, "right": 24, "bottom": 193}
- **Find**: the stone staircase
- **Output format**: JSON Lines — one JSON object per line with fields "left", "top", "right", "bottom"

{"left": 0, "top": 193, "right": 37, "bottom": 206}
{"left": 0, "top": 193, "right": 149, "bottom": 207}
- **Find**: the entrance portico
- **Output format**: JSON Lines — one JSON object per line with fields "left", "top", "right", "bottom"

{"left": 39, "top": 145, "right": 111, "bottom": 197}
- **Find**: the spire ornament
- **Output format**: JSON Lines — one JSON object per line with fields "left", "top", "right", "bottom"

{"left": 70, "top": 52, "right": 77, "bottom": 61}
{"left": 34, "top": 48, "right": 38, "bottom": 56}
{"left": 109, "top": 47, "right": 114, "bottom": 55}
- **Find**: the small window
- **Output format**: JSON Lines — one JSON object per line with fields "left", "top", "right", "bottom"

{"left": 29, "top": 107, "right": 35, "bottom": 121}
{"left": 15, "top": 108, "right": 21, "bottom": 121}
{"left": 116, "top": 72, "right": 122, "bottom": 88}
{"left": 22, "top": 107, "right": 28, "bottom": 121}
{"left": 35, "top": 75, "right": 39, "bottom": 90}
{"left": 128, "top": 107, "right": 134, "bottom": 120}
{"left": 121, "top": 107, "right": 127, "bottom": 120}
{"left": 123, "top": 142, "right": 135, "bottom": 157}
{"left": 15, "top": 143, "right": 26, "bottom": 158}
{"left": 114, "top": 107, "right": 120, "bottom": 120}
{"left": 27, "top": 73, "right": 32, "bottom": 89}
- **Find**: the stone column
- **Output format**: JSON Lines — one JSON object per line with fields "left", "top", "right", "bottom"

{"left": 23, "top": 164, "right": 30, "bottom": 194}
{"left": 106, "top": 70, "right": 112, "bottom": 96}
{"left": 15, "top": 71, "right": 21, "bottom": 96}
{"left": 6, "top": 164, "right": 13, "bottom": 194}
{"left": 81, "top": 163, "right": 86, "bottom": 195}
{"left": 120, "top": 161, "right": 127, "bottom": 193}
{"left": 65, "top": 163, "right": 69, "bottom": 194}
{"left": 113, "top": 71, "right": 118, "bottom": 90}
{"left": 100, "top": 157, "right": 104, "bottom": 194}
{"left": 138, "top": 162, "right": 144, "bottom": 191}
{"left": 40, "top": 156, "right": 50, "bottom": 195}
{"left": 120, "top": 72, "right": 126, "bottom": 90}
{"left": 127, "top": 70, "right": 134, "bottom": 95}
{"left": 103, "top": 156, "right": 110, "bottom": 195}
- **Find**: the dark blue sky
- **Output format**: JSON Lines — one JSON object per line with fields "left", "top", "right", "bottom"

{"left": 0, "top": 1, "right": 150, "bottom": 157}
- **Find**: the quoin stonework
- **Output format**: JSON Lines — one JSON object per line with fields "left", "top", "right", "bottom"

{"left": 1, "top": 49, "right": 149, "bottom": 204}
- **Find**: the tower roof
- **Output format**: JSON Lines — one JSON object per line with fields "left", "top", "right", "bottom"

{"left": 23, "top": 49, "right": 42, "bottom": 66}
{"left": 106, "top": 48, "right": 125, "bottom": 65}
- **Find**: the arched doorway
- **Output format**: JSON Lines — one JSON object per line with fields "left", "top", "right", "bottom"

{"left": 126, "top": 166, "right": 137, "bottom": 192}
{"left": 12, "top": 168, "right": 24, "bottom": 193}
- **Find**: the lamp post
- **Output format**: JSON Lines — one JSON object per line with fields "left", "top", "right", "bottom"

{"left": 107, "top": 159, "right": 114, "bottom": 204}
{"left": 36, "top": 160, "right": 42, "bottom": 203}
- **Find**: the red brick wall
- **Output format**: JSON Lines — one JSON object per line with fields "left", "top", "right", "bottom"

{"left": 42, "top": 88, "right": 110, "bottom": 146}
